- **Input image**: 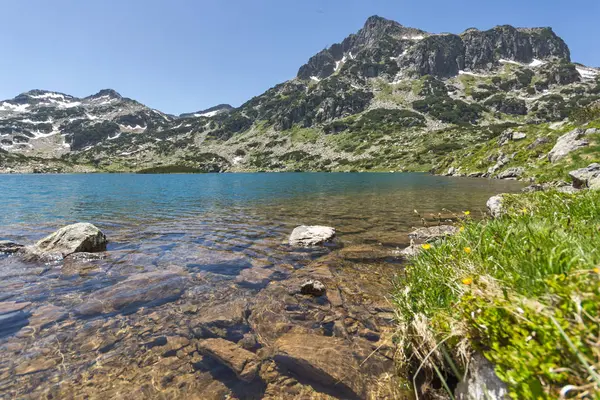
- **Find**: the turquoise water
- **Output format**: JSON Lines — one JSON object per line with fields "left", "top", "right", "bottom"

{"left": 0, "top": 173, "right": 523, "bottom": 398}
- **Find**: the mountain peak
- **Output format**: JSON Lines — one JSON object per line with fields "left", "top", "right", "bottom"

{"left": 88, "top": 89, "right": 122, "bottom": 99}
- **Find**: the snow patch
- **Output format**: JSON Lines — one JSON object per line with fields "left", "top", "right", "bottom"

{"left": 335, "top": 55, "right": 347, "bottom": 71}
{"left": 232, "top": 156, "right": 243, "bottom": 165}
{"left": 107, "top": 132, "right": 122, "bottom": 140}
{"left": 402, "top": 35, "right": 424, "bottom": 40}
{"left": 0, "top": 102, "right": 30, "bottom": 112}
{"left": 577, "top": 67, "right": 599, "bottom": 80}
{"left": 459, "top": 70, "right": 489, "bottom": 77}
{"left": 529, "top": 59, "right": 546, "bottom": 67}
{"left": 310, "top": 76, "right": 321, "bottom": 82}
{"left": 348, "top": 52, "right": 355, "bottom": 60}
{"left": 28, "top": 92, "right": 66, "bottom": 100}
{"left": 21, "top": 118, "right": 53, "bottom": 125}
{"left": 194, "top": 110, "right": 221, "bottom": 118}
{"left": 499, "top": 59, "right": 523, "bottom": 66}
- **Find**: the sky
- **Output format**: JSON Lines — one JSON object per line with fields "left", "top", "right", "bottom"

{"left": 1, "top": 0, "right": 598, "bottom": 115}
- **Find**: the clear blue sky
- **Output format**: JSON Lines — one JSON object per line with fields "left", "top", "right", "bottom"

{"left": 1, "top": 0, "right": 598, "bottom": 115}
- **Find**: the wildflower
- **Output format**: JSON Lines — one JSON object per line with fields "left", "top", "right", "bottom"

{"left": 464, "top": 247, "right": 472, "bottom": 254}
{"left": 459, "top": 226, "right": 465, "bottom": 232}
{"left": 521, "top": 208, "right": 528, "bottom": 214}
{"left": 594, "top": 267, "right": 600, "bottom": 274}
{"left": 421, "top": 243, "right": 431, "bottom": 250}
{"left": 463, "top": 211, "right": 471, "bottom": 216}
{"left": 462, "top": 277, "right": 473, "bottom": 285}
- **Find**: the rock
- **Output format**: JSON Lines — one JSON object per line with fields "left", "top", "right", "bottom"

{"left": 548, "top": 128, "right": 589, "bottom": 163}
{"left": 197, "top": 338, "right": 260, "bottom": 382}
{"left": 300, "top": 280, "right": 326, "bottom": 297}
{"left": 455, "top": 353, "right": 509, "bottom": 400}
{"left": 408, "top": 225, "right": 458, "bottom": 242}
{"left": 273, "top": 333, "right": 365, "bottom": 399}
{"left": 25, "top": 223, "right": 107, "bottom": 260}
{"left": 486, "top": 195, "right": 505, "bottom": 218}
{"left": 511, "top": 132, "right": 527, "bottom": 140}
{"left": 0, "top": 302, "right": 32, "bottom": 334}
{"left": 447, "top": 167, "right": 456, "bottom": 176}
{"left": 527, "top": 136, "right": 550, "bottom": 150}
{"left": 521, "top": 184, "right": 544, "bottom": 193}
{"left": 398, "top": 244, "right": 421, "bottom": 257}
{"left": 191, "top": 298, "right": 250, "bottom": 342}
{"left": 0, "top": 240, "right": 24, "bottom": 254}
{"left": 569, "top": 163, "right": 600, "bottom": 189}
{"left": 289, "top": 225, "right": 336, "bottom": 247}
{"left": 487, "top": 153, "right": 512, "bottom": 175}
{"left": 497, "top": 167, "right": 523, "bottom": 179}
{"left": 75, "top": 270, "right": 188, "bottom": 316}
{"left": 29, "top": 304, "right": 68, "bottom": 330}
{"left": 585, "top": 128, "right": 598, "bottom": 135}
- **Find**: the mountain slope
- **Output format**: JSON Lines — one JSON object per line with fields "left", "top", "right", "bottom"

{"left": 1, "top": 16, "right": 599, "bottom": 175}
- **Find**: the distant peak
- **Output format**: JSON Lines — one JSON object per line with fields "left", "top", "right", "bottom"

{"left": 89, "top": 89, "right": 122, "bottom": 99}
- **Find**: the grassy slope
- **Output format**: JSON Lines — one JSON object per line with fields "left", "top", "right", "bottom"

{"left": 393, "top": 190, "right": 600, "bottom": 399}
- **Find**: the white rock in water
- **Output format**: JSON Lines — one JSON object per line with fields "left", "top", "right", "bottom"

{"left": 29, "top": 222, "right": 107, "bottom": 258}
{"left": 289, "top": 225, "right": 336, "bottom": 247}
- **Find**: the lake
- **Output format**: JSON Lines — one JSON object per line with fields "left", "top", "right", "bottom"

{"left": 0, "top": 173, "right": 523, "bottom": 399}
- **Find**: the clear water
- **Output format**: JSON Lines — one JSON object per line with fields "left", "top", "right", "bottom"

{"left": 0, "top": 173, "right": 523, "bottom": 398}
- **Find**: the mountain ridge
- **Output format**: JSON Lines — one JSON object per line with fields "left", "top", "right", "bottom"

{"left": 1, "top": 15, "right": 599, "bottom": 176}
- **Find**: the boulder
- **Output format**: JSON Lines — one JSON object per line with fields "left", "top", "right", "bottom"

{"left": 408, "top": 225, "right": 458, "bottom": 242}
{"left": 486, "top": 195, "right": 505, "bottom": 218}
{"left": 398, "top": 244, "right": 421, "bottom": 257}
{"left": 300, "top": 280, "right": 326, "bottom": 297}
{"left": 273, "top": 333, "right": 365, "bottom": 399}
{"left": 75, "top": 270, "right": 188, "bottom": 316}
{"left": 0, "top": 240, "right": 23, "bottom": 254}
{"left": 26, "top": 223, "right": 107, "bottom": 259}
{"left": 526, "top": 136, "right": 550, "bottom": 150}
{"left": 548, "top": 128, "right": 589, "bottom": 163}
{"left": 455, "top": 353, "right": 509, "bottom": 400}
{"left": 197, "top": 338, "right": 260, "bottom": 382}
{"left": 569, "top": 163, "right": 600, "bottom": 189}
{"left": 289, "top": 226, "right": 336, "bottom": 247}
{"left": 497, "top": 167, "right": 523, "bottom": 179}
{"left": 511, "top": 132, "right": 527, "bottom": 140}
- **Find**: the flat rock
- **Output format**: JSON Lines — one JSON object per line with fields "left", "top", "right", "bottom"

{"left": 75, "top": 270, "right": 188, "bottom": 316}
{"left": 408, "top": 225, "right": 457, "bottom": 242}
{"left": 0, "top": 301, "right": 31, "bottom": 315}
{"left": 548, "top": 128, "right": 589, "bottom": 163}
{"left": 197, "top": 338, "right": 259, "bottom": 382}
{"left": 191, "top": 298, "right": 249, "bottom": 341}
{"left": 273, "top": 333, "right": 365, "bottom": 399}
{"left": 0, "top": 240, "right": 24, "bottom": 254}
{"left": 455, "top": 353, "right": 509, "bottom": 400}
{"left": 289, "top": 226, "right": 336, "bottom": 247}
{"left": 569, "top": 163, "right": 600, "bottom": 189}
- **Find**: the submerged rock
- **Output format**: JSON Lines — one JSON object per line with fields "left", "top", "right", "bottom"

{"left": 197, "top": 338, "right": 260, "bottom": 382}
{"left": 300, "top": 280, "right": 326, "bottom": 297}
{"left": 455, "top": 353, "right": 509, "bottom": 400}
{"left": 23, "top": 223, "right": 107, "bottom": 260}
{"left": 75, "top": 270, "right": 188, "bottom": 316}
{"left": 569, "top": 163, "right": 600, "bottom": 189}
{"left": 273, "top": 333, "right": 365, "bottom": 399}
{"left": 289, "top": 225, "right": 336, "bottom": 247}
{"left": 0, "top": 240, "right": 24, "bottom": 254}
{"left": 548, "top": 128, "right": 589, "bottom": 163}
{"left": 28, "top": 304, "right": 68, "bottom": 330}
{"left": 486, "top": 195, "right": 505, "bottom": 218}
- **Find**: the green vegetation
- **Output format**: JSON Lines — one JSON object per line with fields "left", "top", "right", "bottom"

{"left": 413, "top": 95, "right": 484, "bottom": 125}
{"left": 393, "top": 190, "right": 600, "bottom": 399}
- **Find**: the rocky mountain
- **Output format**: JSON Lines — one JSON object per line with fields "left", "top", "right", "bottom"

{"left": 1, "top": 15, "right": 599, "bottom": 174}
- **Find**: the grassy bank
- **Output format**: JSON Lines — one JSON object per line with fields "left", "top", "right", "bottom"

{"left": 393, "top": 190, "right": 600, "bottom": 399}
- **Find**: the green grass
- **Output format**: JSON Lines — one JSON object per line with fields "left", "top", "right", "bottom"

{"left": 393, "top": 190, "right": 600, "bottom": 399}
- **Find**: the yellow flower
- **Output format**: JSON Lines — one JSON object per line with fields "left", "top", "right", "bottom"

{"left": 459, "top": 226, "right": 465, "bottom": 232}
{"left": 464, "top": 247, "right": 472, "bottom": 254}
{"left": 421, "top": 243, "right": 431, "bottom": 250}
{"left": 521, "top": 208, "right": 528, "bottom": 214}
{"left": 463, "top": 211, "right": 471, "bottom": 216}
{"left": 462, "top": 277, "right": 473, "bottom": 285}
{"left": 594, "top": 267, "right": 600, "bottom": 274}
